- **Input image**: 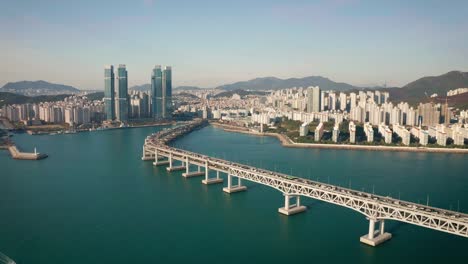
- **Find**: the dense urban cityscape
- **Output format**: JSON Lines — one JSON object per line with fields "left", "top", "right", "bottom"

{"left": 2, "top": 68, "right": 467, "bottom": 148}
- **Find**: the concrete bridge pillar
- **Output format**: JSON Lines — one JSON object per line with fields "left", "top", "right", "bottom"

{"left": 141, "top": 145, "right": 154, "bottom": 161}
{"left": 166, "top": 152, "right": 187, "bottom": 172}
{"left": 223, "top": 174, "right": 247, "bottom": 193}
{"left": 360, "top": 218, "right": 392, "bottom": 246}
{"left": 182, "top": 160, "right": 205, "bottom": 178}
{"left": 278, "top": 194, "right": 306, "bottom": 215}
{"left": 153, "top": 148, "right": 170, "bottom": 166}
{"left": 169, "top": 153, "right": 173, "bottom": 169}
{"left": 202, "top": 163, "right": 223, "bottom": 185}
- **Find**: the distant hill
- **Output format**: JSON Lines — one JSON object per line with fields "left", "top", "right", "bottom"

{"left": 388, "top": 71, "right": 468, "bottom": 104}
{"left": 129, "top": 84, "right": 151, "bottom": 91}
{"left": 216, "top": 76, "right": 360, "bottom": 91}
{"left": 175, "top": 92, "right": 199, "bottom": 99}
{"left": 212, "top": 89, "right": 268, "bottom": 99}
{"left": 0, "top": 92, "right": 71, "bottom": 107}
{"left": 1, "top": 80, "right": 80, "bottom": 96}
{"left": 84, "top": 92, "right": 104, "bottom": 101}
{"left": 175, "top": 86, "right": 202, "bottom": 91}
{"left": 130, "top": 84, "right": 203, "bottom": 92}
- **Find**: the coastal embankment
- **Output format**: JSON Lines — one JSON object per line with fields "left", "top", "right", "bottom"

{"left": 210, "top": 122, "right": 468, "bottom": 154}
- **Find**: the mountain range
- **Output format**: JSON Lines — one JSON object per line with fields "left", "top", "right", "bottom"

{"left": 385, "top": 71, "right": 468, "bottom": 104}
{"left": 2, "top": 71, "right": 468, "bottom": 107}
{"left": 215, "top": 76, "right": 360, "bottom": 91}
{"left": 1, "top": 80, "right": 80, "bottom": 96}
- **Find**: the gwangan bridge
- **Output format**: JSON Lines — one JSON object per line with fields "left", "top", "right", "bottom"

{"left": 141, "top": 120, "right": 468, "bottom": 246}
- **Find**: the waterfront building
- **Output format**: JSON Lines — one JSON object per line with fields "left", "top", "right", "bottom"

{"left": 104, "top": 65, "right": 115, "bottom": 120}
{"left": 320, "top": 91, "right": 325, "bottom": 111}
{"left": 314, "top": 122, "right": 324, "bottom": 141}
{"left": 339, "top": 93, "right": 347, "bottom": 111}
{"left": 407, "top": 107, "right": 417, "bottom": 126}
{"left": 378, "top": 123, "right": 392, "bottom": 144}
{"left": 332, "top": 124, "right": 339, "bottom": 142}
{"left": 437, "top": 129, "right": 447, "bottom": 146}
{"left": 299, "top": 122, "right": 309, "bottom": 136}
{"left": 151, "top": 65, "right": 163, "bottom": 119}
{"left": 394, "top": 125, "right": 410, "bottom": 145}
{"left": 391, "top": 107, "right": 401, "bottom": 125}
{"left": 349, "top": 121, "right": 356, "bottom": 143}
{"left": 364, "top": 122, "right": 374, "bottom": 142}
{"left": 420, "top": 131, "right": 429, "bottom": 145}
{"left": 329, "top": 92, "right": 337, "bottom": 111}
{"left": 441, "top": 102, "right": 450, "bottom": 125}
{"left": 162, "top": 66, "right": 172, "bottom": 118}
{"left": 212, "top": 110, "right": 221, "bottom": 119}
{"left": 115, "top": 64, "right": 129, "bottom": 122}
{"left": 418, "top": 103, "right": 440, "bottom": 127}
{"left": 307, "top": 86, "right": 321, "bottom": 113}
{"left": 350, "top": 92, "right": 357, "bottom": 110}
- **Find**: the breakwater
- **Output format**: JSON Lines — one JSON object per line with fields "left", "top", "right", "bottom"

{"left": 7, "top": 145, "right": 48, "bottom": 160}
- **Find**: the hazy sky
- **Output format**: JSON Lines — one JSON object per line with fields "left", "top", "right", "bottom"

{"left": 1, "top": 0, "right": 467, "bottom": 90}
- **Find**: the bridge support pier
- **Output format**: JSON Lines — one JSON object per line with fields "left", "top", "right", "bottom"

{"left": 167, "top": 156, "right": 187, "bottom": 172}
{"left": 153, "top": 149, "right": 169, "bottom": 166}
{"left": 141, "top": 145, "right": 155, "bottom": 161}
{"left": 360, "top": 219, "right": 392, "bottom": 246}
{"left": 152, "top": 149, "right": 167, "bottom": 165}
{"left": 278, "top": 194, "right": 307, "bottom": 215}
{"left": 202, "top": 169, "right": 224, "bottom": 185}
{"left": 182, "top": 158, "right": 205, "bottom": 177}
{"left": 223, "top": 174, "right": 247, "bottom": 193}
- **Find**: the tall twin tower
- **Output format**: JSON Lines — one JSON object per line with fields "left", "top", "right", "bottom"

{"left": 104, "top": 65, "right": 172, "bottom": 122}
{"left": 151, "top": 65, "right": 172, "bottom": 119}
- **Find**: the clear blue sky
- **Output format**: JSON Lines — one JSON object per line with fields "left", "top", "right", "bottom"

{"left": 1, "top": 0, "right": 467, "bottom": 90}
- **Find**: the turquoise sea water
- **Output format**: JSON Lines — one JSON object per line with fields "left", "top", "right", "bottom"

{"left": 1, "top": 125, "right": 467, "bottom": 263}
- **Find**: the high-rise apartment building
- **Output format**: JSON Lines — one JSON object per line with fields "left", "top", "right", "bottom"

{"left": 307, "top": 86, "right": 321, "bottom": 113}
{"left": 115, "top": 64, "right": 129, "bottom": 122}
{"left": 151, "top": 65, "right": 163, "bottom": 119}
{"left": 339, "top": 93, "right": 347, "bottom": 111}
{"left": 418, "top": 103, "right": 440, "bottom": 127}
{"left": 162, "top": 66, "right": 172, "bottom": 118}
{"left": 104, "top": 65, "right": 115, "bottom": 120}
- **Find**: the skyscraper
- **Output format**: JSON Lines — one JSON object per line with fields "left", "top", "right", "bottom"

{"left": 104, "top": 65, "right": 115, "bottom": 120}
{"left": 151, "top": 65, "right": 163, "bottom": 119}
{"left": 162, "top": 66, "right": 172, "bottom": 118}
{"left": 115, "top": 64, "right": 129, "bottom": 122}
{"left": 307, "top": 86, "right": 321, "bottom": 113}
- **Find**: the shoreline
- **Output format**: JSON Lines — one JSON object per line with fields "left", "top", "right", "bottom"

{"left": 210, "top": 122, "right": 468, "bottom": 154}
{"left": 25, "top": 121, "right": 175, "bottom": 135}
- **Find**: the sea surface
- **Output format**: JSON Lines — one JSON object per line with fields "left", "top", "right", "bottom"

{"left": 1, "top": 125, "right": 467, "bottom": 263}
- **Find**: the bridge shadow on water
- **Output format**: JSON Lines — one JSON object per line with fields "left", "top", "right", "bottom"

{"left": 386, "top": 221, "right": 409, "bottom": 237}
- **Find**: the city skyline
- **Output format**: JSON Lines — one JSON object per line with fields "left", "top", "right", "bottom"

{"left": 1, "top": 0, "right": 468, "bottom": 90}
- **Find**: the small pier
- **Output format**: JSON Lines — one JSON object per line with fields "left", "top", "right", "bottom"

{"left": 8, "top": 146, "right": 48, "bottom": 160}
